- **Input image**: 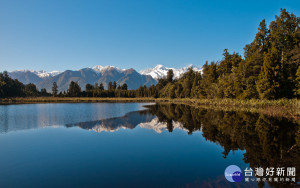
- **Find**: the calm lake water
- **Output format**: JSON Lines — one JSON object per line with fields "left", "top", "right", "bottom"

{"left": 0, "top": 103, "right": 299, "bottom": 188}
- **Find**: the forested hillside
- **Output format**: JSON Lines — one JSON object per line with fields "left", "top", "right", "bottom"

{"left": 157, "top": 9, "right": 299, "bottom": 99}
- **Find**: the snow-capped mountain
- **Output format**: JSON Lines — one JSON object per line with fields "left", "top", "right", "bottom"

{"left": 8, "top": 70, "right": 62, "bottom": 85}
{"left": 36, "top": 70, "right": 61, "bottom": 78}
{"left": 92, "top": 65, "right": 125, "bottom": 74}
{"left": 7, "top": 64, "right": 202, "bottom": 91}
{"left": 11, "top": 69, "right": 61, "bottom": 78}
{"left": 8, "top": 66, "right": 157, "bottom": 91}
{"left": 139, "top": 64, "right": 202, "bottom": 80}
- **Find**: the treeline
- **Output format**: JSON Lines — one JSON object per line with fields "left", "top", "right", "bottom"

{"left": 0, "top": 71, "right": 50, "bottom": 98}
{"left": 52, "top": 81, "right": 140, "bottom": 98}
{"left": 52, "top": 80, "right": 158, "bottom": 98}
{"left": 159, "top": 9, "right": 300, "bottom": 100}
{"left": 0, "top": 70, "right": 157, "bottom": 98}
{"left": 1, "top": 9, "right": 299, "bottom": 100}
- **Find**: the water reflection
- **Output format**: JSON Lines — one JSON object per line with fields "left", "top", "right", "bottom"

{"left": 0, "top": 103, "right": 150, "bottom": 133}
{"left": 0, "top": 103, "right": 299, "bottom": 187}
{"left": 66, "top": 110, "right": 156, "bottom": 132}
{"left": 146, "top": 104, "right": 300, "bottom": 188}
{"left": 65, "top": 103, "right": 300, "bottom": 187}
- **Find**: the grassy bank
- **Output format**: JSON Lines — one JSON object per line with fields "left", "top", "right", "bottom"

{"left": 0, "top": 97, "right": 298, "bottom": 108}
{"left": 159, "top": 98, "right": 299, "bottom": 108}
{"left": 1, "top": 97, "right": 299, "bottom": 119}
{"left": 158, "top": 98, "right": 300, "bottom": 120}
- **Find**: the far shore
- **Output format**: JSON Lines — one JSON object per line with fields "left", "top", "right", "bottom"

{"left": 0, "top": 97, "right": 157, "bottom": 104}
{"left": 1, "top": 97, "right": 299, "bottom": 120}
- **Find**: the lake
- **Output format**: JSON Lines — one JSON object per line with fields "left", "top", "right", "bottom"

{"left": 0, "top": 103, "right": 299, "bottom": 188}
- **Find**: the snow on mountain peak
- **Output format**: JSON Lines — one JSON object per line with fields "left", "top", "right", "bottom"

{"left": 37, "top": 70, "right": 61, "bottom": 78}
{"left": 154, "top": 64, "right": 165, "bottom": 69}
{"left": 10, "top": 64, "right": 202, "bottom": 81}
{"left": 12, "top": 69, "right": 61, "bottom": 78}
{"left": 92, "top": 65, "right": 125, "bottom": 73}
{"left": 139, "top": 64, "right": 202, "bottom": 80}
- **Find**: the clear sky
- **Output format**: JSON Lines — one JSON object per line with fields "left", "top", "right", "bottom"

{"left": 0, "top": 0, "right": 299, "bottom": 72}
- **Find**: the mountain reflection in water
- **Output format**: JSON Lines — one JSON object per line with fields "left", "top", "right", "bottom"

{"left": 0, "top": 103, "right": 299, "bottom": 187}
{"left": 147, "top": 104, "right": 300, "bottom": 188}
{"left": 66, "top": 109, "right": 188, "bottom": 134}
{"left": 66, "top": 110, "right": 156, "bottom": 132}
{"left": 67, "top": 103, "right": 300, "bottom": 187}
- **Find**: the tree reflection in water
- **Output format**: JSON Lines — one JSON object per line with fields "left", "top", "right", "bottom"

{"left": 146, "top": 104, "right": 300, "bottom": 188}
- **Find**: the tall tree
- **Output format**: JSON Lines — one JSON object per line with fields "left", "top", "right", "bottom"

{"left": 52, "top": 82, "right": 58, "bottom": 97}
{"left": 257, "top": 9, "right": 299, "bottom": 99}
{"left": 242, "top": 19, "right": 269, "bottom": 99}
{"left": 256, "top": 49, "right": 280, "bottom": 99}
{"left": 167, "top": 69, "right": 174, "bottom": 83}
{"left": 108, "top": 82, "right": 113, "bottom": 90}
{"left": 112, "top": 81, "right": 117, "bottom": 90}
{"left": 271, "top": 9, "right": 299, "bottom": 98}
{"left": 68, "top": 81, "right": 81, "bottom": 97}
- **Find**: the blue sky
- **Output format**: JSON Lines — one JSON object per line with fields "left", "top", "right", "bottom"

{"left": 0, "top": 0, "right": 299, "bottom": 72}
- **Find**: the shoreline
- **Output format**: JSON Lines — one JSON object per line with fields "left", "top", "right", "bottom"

{"left": 1, "top": 97, "right": 299, "bottom": 120}
{"left": 0, "top": 97, "right": 157, "bottom": 104}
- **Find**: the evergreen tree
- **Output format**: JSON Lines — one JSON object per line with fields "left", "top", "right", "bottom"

{"left": 40, "top": 88, "right": 48, "bottom": 96}
{"left": 190, "top": 72, "right": 202, "bottom": 98}
{"left": 121, "top": 83, "right": 128, "bottom": 90}
{"left": 24, "top": 83, "right": 39, "bottom": 96}
{"left": 257, "top": 49, "right": 280, "bottom": 99}
{"left": 52, "top": 82, "right": 58, "bottom": 97}
{"left": 99, "top": 83, "right": 104, "bottom": 91}
{"left": 68, "top": 81, "right": 81, "bottom": 97}
{"left": 167, "top": 69, "right": 174, "bottom": 83}
{"left": 112, "top": 81, "right": 117, "bottom": 90}
{"left": 0, "top": 71, "right": 25, "bottom": 98}
{"left": 85, "top": 84, "right": 94, "bottom": 92}
{"left": 257, "top": 9, "right": 299, "bottom": 99}
{"left": 269, "top": 9, "right": 299, "bottom": 98}
{"left": 242, "top": 19, "right": 269, "bottom": 99}
{"left": 108, "top": 82, "right": 113, "bottom": 90}
{"left": 85, "top": 84, "right": 94, "bottom": 97}
{"left": 181, "top": 68, "right": 194, "bottom": 98}
{"left": 201, "top": 62, "right": 218, "bottom": 98}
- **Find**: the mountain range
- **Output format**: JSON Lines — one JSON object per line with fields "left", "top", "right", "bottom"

{"left": 8, "top": 64, "right": 202, "bottom": 92}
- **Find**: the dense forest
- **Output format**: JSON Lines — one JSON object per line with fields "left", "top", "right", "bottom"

{"left": 0, "top": 9, "right": 299, "bottom": 100}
